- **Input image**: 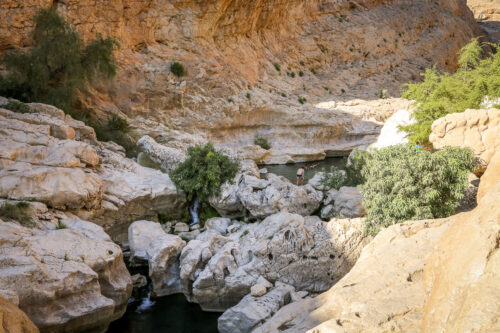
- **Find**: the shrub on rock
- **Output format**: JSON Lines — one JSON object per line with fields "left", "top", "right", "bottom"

{"left": 170, "top": 61, "right": 186, "bottom": 77}
{"left": 360, "top": 145, "right": 477, "bottom": 235}
{"left": 171, "top": 143, "right": 239, "bottom": 202}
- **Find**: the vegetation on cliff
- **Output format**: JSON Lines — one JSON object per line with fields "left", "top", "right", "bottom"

{"left": 360, "top": 145, "right": 477, "bottom": 235}
{"left": 0, "top": 8, "right": 118, "bottom": 113}
{"left": 402, "top": 39, "right": 500, "bottom": 144}
{"left": 171, "top": 143, "right": 239, "bottom": 202}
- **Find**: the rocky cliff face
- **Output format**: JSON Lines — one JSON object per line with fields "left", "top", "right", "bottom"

{"left": 0, "top": 296, "right": 39, "bottom": 333}
{"left": 0, "top": 0, "right": 480, "bottom": 159}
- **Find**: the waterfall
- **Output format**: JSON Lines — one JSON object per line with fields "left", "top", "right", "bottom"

{"left": 189, "top": 195, "right": 200, "bottom": 225}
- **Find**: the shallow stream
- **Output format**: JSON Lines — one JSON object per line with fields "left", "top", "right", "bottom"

{"left": 261, "top": 157, "right": 346, "bottom": 183}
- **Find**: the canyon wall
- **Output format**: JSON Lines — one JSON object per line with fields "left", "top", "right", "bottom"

{"left": 0, "top": 1, "right": 480, "bottom": 157}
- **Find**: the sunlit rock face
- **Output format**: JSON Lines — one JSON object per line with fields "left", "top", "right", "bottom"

{"left": 0, "top": 0, "right": 480, "bottom": 160}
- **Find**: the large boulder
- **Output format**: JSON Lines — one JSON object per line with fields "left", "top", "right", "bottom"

{"left": 0, "top": 296, "right": 39, "bottom": 333}
{"left": 210, "top": 168, "right": 324, "bottom": 219}
{"left": 0, "top": 219, "right": 132, "bottom": 333}
{"left": 429, "top": 108, "right": 500, "bottom": 169}
{"left": 422, "top": 177, "right": 500, "bottom": 332}
{"left": 218, "top": 284, "right": 294, "bottom": 333}
{"left": 333, "top": 186, "right": 365, "bottom": 218}
{"left": 136, "top": 135, "right": 186, "bottom": 172}
{"left": 180, "top": 212, "right": 369, "bottom": 311}
{"left": 258, "top": 218, "right": 453, "bottom": 332}
{"left": 128, "top": 220, "right": 186, "bottom": 296}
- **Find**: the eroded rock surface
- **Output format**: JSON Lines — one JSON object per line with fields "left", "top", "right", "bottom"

{"left": 0, "top": 101, "right": 186, "bottom": 241}
{"left": 210, "top": 163, "right": 324, "bottom": 219}
{"left": 429, "top": 108, "right": 500, "bottom": 169}
{"left": 0, "top": 218, "right": 132, "bottom": 333}
{"left": 0, "top": 296, "right": 39, "bottom": 333}
{"left": 180, "top": 213, "right": 369, "bottom": 311}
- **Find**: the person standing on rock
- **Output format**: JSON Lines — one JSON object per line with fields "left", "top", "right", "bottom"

{"left": 297, "top": 164, "right": 319, "bottom": 186}
{"left": 297, "top": 167, "right": 305, "bottom": 186}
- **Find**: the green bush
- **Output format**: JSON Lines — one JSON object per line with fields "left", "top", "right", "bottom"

{"left": 170, "top": 143, "right": 239, "bottom": 202}
{"left": 0, "top": 201, "right": 32, "bottom": 226}
{"left": 55, "top": 219, "right": 67, "bottom": 229}
{"left": 274, "top": 63, "right": 281, "bottom": 72}
{"left": 170, "top": 61, "right": 186, "bottom": 77}
{"left": 93, "top": 115, "right": 138, "bottom": 158}
{"left": 246, "top": 92, "right": 251, "bottom": 100}
{"left": 345, "top": 148, "right": 368, "bottom": 186}
{"left": 3, "top": 100, "right": 31, "bottom": 114}
{"left": 200, "top": 204, "right": 220, "bottom": 222}
{"left": 254, "top": 136, "right": 271, "bottom": 150}
{"left": 107, "top": 114, "right": 128, "bottom": 131}
{"left": 0, "top": 8, "right": 118, "bottom": 113}
{"left": 379, "top": 89, "right": 387, "bottom": 99}
{"left": 401, "top": 39, "right": 500, "bottom": 145}
{"left": 298, "top": 96, "right": 307, "bottom": 104}
{"left": 319, "top": 166, "right": 346, "bottom": 190}
{"left": 360, "top": 145, "right": 477, "bottom": 235}
{"left": 299, "top": 70, "right": 304, "bottom": 77}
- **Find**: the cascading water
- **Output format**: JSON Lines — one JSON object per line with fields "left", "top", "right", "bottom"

{"left": 189, "top": 195, "right": 200, "bottom": 225}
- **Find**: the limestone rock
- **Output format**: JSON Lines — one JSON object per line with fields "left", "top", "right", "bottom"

{"left": 131, "top": 274, "right": 148, "bottom": 290}
{"left": 174, "top": 222, "right": 190, "bottom": 233}
{"left": 218, "top": 287, "right": 293, "bottom": 333}
{"left": 180, "top": 213, "right": 368, "bottom": 311}
{"left": 477, "top": 151, "right": 500, "bottom": 201}
{"left": 333, "top": 186, "right": 366, "bottom": 218}
{"left": 250, "top": 284, "right": 267, "bottom": 297}
{"left": 205, "top": 217, "right": 232, "bottom": 235}
{"left": 128, "top": 220, "right": 186, "bottom": 296}
{"left": 259, "top": 218, "right": 452, "bottom": 332}
{"left": 128, "top": 220, "right": 165, "bottom": 266}
{"left": 0, "top": 296, "right": 39, "bottom": 333}
{"left": 137, "top": 135, "right": 186, "bottom": 172}
{"left": 422, "top": 173, "right": 500, "bottom": 333}
{"left": 0, "top": 219, "right": 132, "bottom": 333}
{"left": 429, "top": 108, "right": 500, "bottom": 169}
{"left": 320, "top": 205, "right": 335, "bottom": 220}
{"left": 147, "top": 233, "right": 186, "bottom": 297}
{"left": 210, "top": 171, "right": 324, "bottom": 219}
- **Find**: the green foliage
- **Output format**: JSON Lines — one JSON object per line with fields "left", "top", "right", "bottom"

{"left": 299, "top": 70, "right": 304, "bottom": 77}
{"left": 170, "top": 61, "right": 186, "bottom": 77}
{"left": 299, "top": 61, "right": 305, "bottom": 66}
{"left": 0, "top": 8, "right": 118, "bottom": 113}
{"left": 200, "top": 204, "right": 220, "bottom": 222}
{"left": 380, "top": 89, "right": 387, "bottom": 99}
{"left": 341, "top": 88, "right": 346, "bottom": 94}
{"left": 0, "top": 201, "right": 32, "bottom": 226}
{"left": 254, "top": 136, "right": 271, "bottom": 150}
{"left": 402, "top": 39, "right": 500, "bottom": 144}
{"left": 345, "top": 148, "right": 368, "bottom": 186}
{"left": 281, "top": 92, "right": 287, "bottom": 97}
{"left": 319, "top": 166, "right": 346, "bottom": 190}
{"left": 107, "top": 114, "right": 128, "bottom": 131}
{"left": 93, "top": 115, "right": 138, "bottom": 158}
{"left": 360, "top": 145, "right": 477, "bottom": 235}
{"left": 3, "top": 100, "right": 31, "bottom": 114}
{"left": 170, "top": 143, "right": 239, "bottom": 202}
{"left": 227, "top": 97, "right": 234, "bottom": 103}
{"left": 158, "top": 214, "right": 171, "bottom": 224}
{"left": 298, "top": 96, "right": 307, "bottom": 104}
{"left": 246, "top": 92, "right": 251, "bottom": 100}
{"left": 310, "top": 68, "right": 316, "bottom": 74}
{"left": 274, "top": 63, "right": 281, "bottom": 72}
{"left": 55, "top": 219, "right": 67, "bottom": 229}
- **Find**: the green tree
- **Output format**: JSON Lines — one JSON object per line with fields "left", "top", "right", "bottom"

{"left": 401, "top": 39, "right": 500, "bottom": 145}
{"left": 0, "top": 8, "right": 118, "bottom": 113}
{"left": 170, "top": 143, "right": 239, "bottom": 202}
{"left": 360, "top": 145, "right": 476, "bottom": 235}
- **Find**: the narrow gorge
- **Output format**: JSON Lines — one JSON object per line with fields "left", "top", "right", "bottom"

{"left": 0, "top": 0, "right": 499, "bottom": 333}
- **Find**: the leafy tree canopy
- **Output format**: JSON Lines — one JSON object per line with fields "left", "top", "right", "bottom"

{"left": 360, "top": 145, "right": 477, "bottom": 235}
{"left": 0, "top": 8, "right": 118, "bottom": 112}
{"left": 171, "top": 143, "right": 239, "bottom": 202}
{"left": 401, "top": 39, "right": 500, "bottom": 145}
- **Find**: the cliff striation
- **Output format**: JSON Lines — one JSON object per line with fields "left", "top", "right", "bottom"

{"left": 0, "top": 0, "right": 481, "bottom": 159}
